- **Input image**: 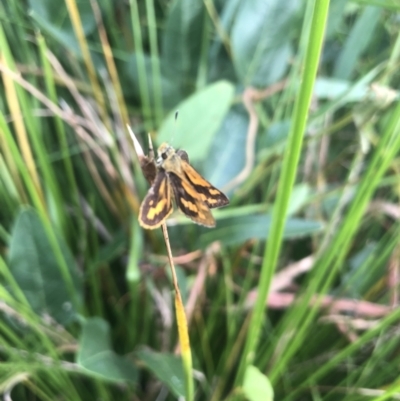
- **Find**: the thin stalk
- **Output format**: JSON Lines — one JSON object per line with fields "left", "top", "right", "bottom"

{"left": 162, "top": 223, "right": 194, "bottom": 401}
{"left": 129, "top": 128, "right": 194, "bottom": 400}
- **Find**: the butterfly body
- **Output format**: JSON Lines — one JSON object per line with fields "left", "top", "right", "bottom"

{"left": 139, "top": 143, "right": 229, "bottom": 229}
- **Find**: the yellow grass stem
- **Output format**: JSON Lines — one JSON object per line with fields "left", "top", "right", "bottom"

{"left": 161, "top": 223, "right": 194, "bottom": 401}
{"left": 0, "top": 55, "right": 44, "bottom": 206}
{"left": 90, "top": 0, "right": 130, "bottom": 128}
{"left": 64, "top": 0, "right": 110, "bottom": 128}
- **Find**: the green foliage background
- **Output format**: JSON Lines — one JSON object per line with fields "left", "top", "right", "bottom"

{"left": 1, "top": 0, "right": 400, "bottom": 400}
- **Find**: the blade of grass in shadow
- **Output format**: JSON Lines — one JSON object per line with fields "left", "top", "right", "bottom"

{"left": 0, "top": 26, "right": 43, "bottom": 206}
{"left": 126, "top": 216, "right": 143, "bottom": 348}
{"left": 235, "top": 0, "right": 331, "bottom": 384}
{"left": 195, "top": 11, "right": 211, "bottom": 89}
{"left": 1, "top": 40, "right": 103, "bottom": 317}
{"left": 145, "top": 0, "right": 164, "bottom": 125}
{"left": 0, "top": 252, "right": 83, "bottom": 399}
{"left": 0, "top": 121, "right": 82, "bottom": 312}
{"left": 0, "top": 117, "right": 26, "bottom": 204}
{"left": 37, "top": 33, "right": 82, "bottom": 224}
{"left": 90, "top": 0, "right": 130, "bottom": 127}
{"left": 130, "top": 0, "right": 152, "bottom": 128}
{"left": 64, "top": 0, "right": 110, "bottom": 129}
{"left": 383, "top": 20, "right": 400, "bottom": 85}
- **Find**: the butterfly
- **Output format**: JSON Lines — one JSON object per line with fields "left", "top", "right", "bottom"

{"left": 139, "top": 143, "right": 229, "bottom": 229}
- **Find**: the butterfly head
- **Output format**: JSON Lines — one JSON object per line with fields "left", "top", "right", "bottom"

{"left": 156, "top": 142, "right": 175, "bottom": 167}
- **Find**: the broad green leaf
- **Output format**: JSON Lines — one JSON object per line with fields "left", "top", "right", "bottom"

{"left": 262, "top": 121, "right": 291, "bottom": 148}
{"left": 77, "top": 318, "right": 137, "bottom": 383}
{"left": 167, "top": 204, "right": 267, "bottom": 227}
{"left": 287, "top": 184, "right": 311, "bottom": 216}
{"left": 158, "top": 80, "right": 235, "bottom": 161}
{"left": 333, "top": 6, "right": 381, "bottom": 80}
{"left": 203, "top": 105, "right": 248, "bottom": 189}
{"left": 313, "top": 66, "right": 384, "bottom": 117}
{"left": 135, "top": 348, "right": 185, "bottom": 398}
{"left": 231, "top": 0, "right": 299, "bottom": 86}
{"left": 199, "top": 214, "right": 323, "bottom": 247}
{"left": 258, "top": 120, "right": 290, "bottom": 160}
{"left": 243, "top": 365, "right": 274, "bottom": 401}
{"left": 8, "top": 208, "right": 82, "bottom": 325}
{"left": 314, "top": 77, "right": 368, "bottom": 101}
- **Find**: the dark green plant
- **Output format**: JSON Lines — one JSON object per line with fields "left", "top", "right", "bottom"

{"left": 1, "top": 0, "right": 400, "bottom": 400}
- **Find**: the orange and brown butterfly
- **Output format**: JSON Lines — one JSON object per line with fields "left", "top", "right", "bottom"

{"left": 139, "top": 142, "right": 229, "bottom": 229}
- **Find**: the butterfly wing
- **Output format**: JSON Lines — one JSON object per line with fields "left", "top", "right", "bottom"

{"left": 168, "top": 172, "right": 216, "bottom": 227}
{"left": 180, "top": 161, "right": 229, "bottom": 209}
{"left": 139, "top": 171, "right": 173, "bottom": 229}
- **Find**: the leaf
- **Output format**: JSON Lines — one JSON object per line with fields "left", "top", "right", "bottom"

{"left": 243, "top": 365, "right": 274, "bottom": 401}
{"left": 175, "top": 266, "right": 189, "bottom": 305}
{"left": 313, "top": 67, "right": 383, "bottom": 116}
{"left": 135, "top": 348, "right": 185, "bottom": 398}
{"left": 77, "top": 318, "right": 137, "bottom": 384}
{"left": 158, "top": 80, "right": 235, "bottom": 161}
{"left": 202, "top": 105, "right": 248, "bottom": 189}
{"left": 314, "top": 77, "right": 368, "bottom": 102}
{"left": 123, "top": 53, "right": 183, "bottom": 109}
{"left": 199, "top": 214, "right": 324, "bottom": 247}
{"left": 28, "top": 0, "right": 97, "bottom": 54}
{"left": 208, "top": 0, "right": 242, "bottom": 82}
{"left": 94, "top": 228, "right": 127, "bottom": 268}
{"left": 230, "top": 0, "right": 299, "bottom": 86}
{"left": 341, "top": 242, "right": 380, "bottom": 298}
{"left": 162, "top": 0, "right": 205, "bottom": 91}
{"left": 8, "top": 208, "right": 82, "bottom": 325}
{"left": 287, "top": 184, "right": 311, "bottom": 216}
{"left": 333, "top": 6, "right": 381, "bottom": 80}
{"left": 325, "top": 0, "right": 348, "bottom": 39}
{"left": 257, "top": 120, "right": 291, "bottom": 160}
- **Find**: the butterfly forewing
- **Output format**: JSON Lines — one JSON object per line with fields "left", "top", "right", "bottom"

{"left": 169, "top": 172, "right": 216, "bottom": 227}
{"left": 181, "top": 161, "right": 229, "bottom": 209}
{"left": 139, "top": 171, "right": 173, "bottom": 228}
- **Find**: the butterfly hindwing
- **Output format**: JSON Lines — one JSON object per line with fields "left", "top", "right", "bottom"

{"left": 139, "top": 170, "right": 173, "bottom": 229}
{"left": 168, "top": 172, "right": 215, "bottom": 227}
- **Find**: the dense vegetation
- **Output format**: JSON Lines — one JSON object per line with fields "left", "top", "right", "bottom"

{"left": 1, "top": 0, "right": 400, "bottom": 400}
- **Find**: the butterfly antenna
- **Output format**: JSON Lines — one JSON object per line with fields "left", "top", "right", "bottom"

{"left": 170, "top": 109, "right": 179, "bottom": 145}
